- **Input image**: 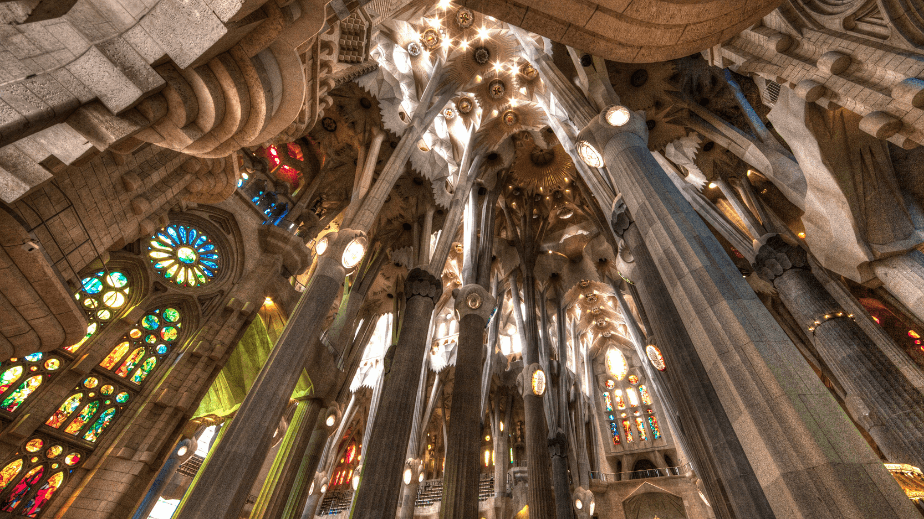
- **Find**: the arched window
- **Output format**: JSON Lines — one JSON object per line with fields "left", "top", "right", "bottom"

{"left": 43, "top": 376, "right": 130, "bottom": 443}
{"left": 67, "top": 269, "right": 132, "bottom": 354}
{"left": 0, "top": 437, "right": 83, "bottom": 517}
{"left": 148, "top": 224, "right": 221, "bottom": 287}
{"left": 605, "top": 348, "right": 628, "bottom": 380}
{"left": 330, "top": 441, "right": 360, "bottom": 489}
{"left": 0, "top": 353, "right": 64, "bottom": 414}
{"left": 99, "top": 308, "right": 183, "bottom": 385}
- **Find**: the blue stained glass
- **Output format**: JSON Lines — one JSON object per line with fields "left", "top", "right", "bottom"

{"left": 195, "top": 236, "right": 207, "bottom": 248}
{"left": 178, "top": 225, "right": 187, "bottom": 243}
{"left": 166, "top": 226, "right": 179, "bottom": 243}
{"left": 199, "top": 253, "right": 218, "bottom": 260}
{"left": 200, "top": 244, "right": 215, "bottom": 252}
{"left": 82, "top": 277, "right": 103, "bottom": 294}
{"left": 24, "top": 353, "right": 42, "bottom": 362}
{"left": 157, "top": 232, "right": 172, "bottom": 244}
{"left": 188, "top": 228, "right": 197, "bottom": 244}
{"left": 201, "top": 261, "right": 218, "bottom": 269}
{"left": 156, "top": 345, "right": 167, "bottom": 355}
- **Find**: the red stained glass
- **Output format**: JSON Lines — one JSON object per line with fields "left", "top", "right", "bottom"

{"left": 23, "top": 471, "right": 63, "bottom": 517}
{"left": 277, "top": 165, "right": 299, "bottom": 187}
{"left": 287, "top": 142, "right": 304, "bottom": 161}
{"left": 265, "top": 146, "right": 281, "bottom": 169}
{"left": 1, "top": 465, "right": 42, "bottom": 512}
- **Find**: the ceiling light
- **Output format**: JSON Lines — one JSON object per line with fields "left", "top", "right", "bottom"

{"left": 342, "top": 237, "right": 367, "bottom": 269}
{"left": 576, "top": 140, "right": 604, "bottom": 168}
{"left": 604, "top": 105, "right": 631, "bottom": 127}
{"left": 315, "top": 236, "right": 329, "bottom": 256}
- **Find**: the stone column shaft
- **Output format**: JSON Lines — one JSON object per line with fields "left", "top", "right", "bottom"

{"left": 174, "top": 233, "right": 353, "bottom": 519}
{"left": 282, "top": 411, "right": 331, "bottom": 519}
{"left": 585, "top": 109, "right": 919, "bottom": 518}
{"left": 251, "top": 400, "right": 322, "bottom": 519}
{"left": 351, "top": 268, "right": 441, "bottom": 518}
{"left": 872, "top": 250, "right": 924, "bottom": 325}
{"left": 441, "top": 285, "right": 494, "bottom": 519}
{"left": 757, "top": 239, "right": 924, "bottom": 467}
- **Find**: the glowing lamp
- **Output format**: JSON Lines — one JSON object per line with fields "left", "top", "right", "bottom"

{"left": 604, "top": 105, "right": 631, "bottom": 127}
{"left": 316, "top": 236, "right": 329, "bottom": 256}
{"left": 531, "top": 369, "right": 546, "bottom": 396}
{"left": 574, "top": 498, "right": 583, "bottom": 510}
{"left": 320, "top": 483, "right": 328, "bottom": 493}
{"left": 176, "top": 445, "right": 188, "bottom": 457}
{"left": 419, "top": 472, "right": 425, "bottom": 483}
{"left": 342, "top": 237, "right": 367, "bottom": 269}
{"left": 403, "top": 468, "right": 413, "bottom": 485}
{"left": 325, "top": 413, "right": 336, "bottom": 427}
{"left": 352, "top": 474, "right": 361, "bottom": 490}
{"left": 646, "top": 344, "right": 666, "bottom": 371}
{"left": 576, "top": 140, "right": 604, "bottom": 168}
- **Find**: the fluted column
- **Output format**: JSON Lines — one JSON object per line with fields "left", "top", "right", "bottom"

{"left": 351, "top": 268, "right": 442, "bottom": 518}
{"left": 577, "top": 106, "right": 918, "bottom": 518}
{"left": 174, "top": 230, "right": 363, "bottom": 519}
{"left": 282, "top": 408, "right": 333, "bottom": 519}
{"left": 754, "top": 234, "right": 924, "bottom": 468}
{"left": 440, "top": 285, "right": 495, "bottom": 519}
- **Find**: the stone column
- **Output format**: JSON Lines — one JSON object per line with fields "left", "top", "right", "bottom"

{"left": 872, "top": 250, "right": 924, "bottom": 325}
{"left": 174, "top": 230, "right": 363, "bottom": 519}
{"left": 250, "top": 400, "right": 322, "bottom": 519}
{"left": 351, "top": 268, "right": 442, "bottom": 518}
{"left": 440, "top": 285, "right": 495, "bottom": 519}
{"left": 510, "top": 274, "right": 557, "bottom": 519}
{"left": 131, "top": 438, "right": 195, "bottom": 519}
{"left": 754, "top": 234, "right": 924, "bottom": 468}
{"left": 281, "top": 408, "right": 333, "bottom": 519}
{"left": 577, "top": 107, "right": 918, "bottom": 518}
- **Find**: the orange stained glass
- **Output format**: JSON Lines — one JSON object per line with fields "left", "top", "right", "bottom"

{"left": 639, "top": 385, "right": 653, "bottom": 405}
{"left": 0, "top": 366, "right": 23, "bottom": 394}
{"left": 64, "top": 401, "right": 99, "bottom": 435}
{"left": 23, "top": 470, "right": 63, "bottom": 517}
{"left": 46, "top": 394, "right": 82, "bottom": 429}
{"left": 1, "top": 376, "right": 43, "bottom": 412}
{"left": 0, "top": 459, "right": 22, "bottom": 491}
{"left": 621, "top": 419, "right": 633, "bottom": 442}
{"left": 1, "top": 465, "right": 42, "bottom": 512}
{"left": 100, "top": 342, "right": 130, "bottom": 369}
{"left": 115, "top": 347, "right": 145, "bottom": 377}
{"left": 613, "top": 390, "right": 626, "bottom": 409}
{"left": 635, "top": 417, "right": 648, "bottom": 441}
{"left": 287, "top": 142, "right": 304, "bottom": 161}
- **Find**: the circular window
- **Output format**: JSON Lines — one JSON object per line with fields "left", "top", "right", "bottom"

{"left": 148, "top": 224, "right": 221, "bottom": 288}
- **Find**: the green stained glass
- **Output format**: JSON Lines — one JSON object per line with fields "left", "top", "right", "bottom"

{"left": 46, "top": 394, "right": 81, "bottom": 429}
{"left": 23, "top": 353, "right": 41, "bottom": 362}
{"left": 115, "top": 392, "right": 129, "bottom": 404}
{"left": 106, "top": 272, "right": 128, "bottom": 288}
{"left": 156, "top": 345, "right": 167, "bottom": 355}
{"left": 0, "top": 367, "right": 23, "bottom": 393}
{"left": 131, "top": 357, "right": 157, "bottom": 384}
{"left": 177, "top": 246, "right": 197, "bottom": 264}
{"left": 81, "top": 277, "right": 102, "bottom": 294}
{"left": 100, "top": 385, "right": 113, "bottom": 396}
{"left": 65, "top": 401, "right": 99, "bottom": 435}
{"left": 44, "top": 359, "right": 60, "bottom": 371}
{"left": 83, "top": 408, "right": 116, "bottom": 442}
{"left": 161, "top": 327, "right": 178, "bottom": 342}
{"left": 83, "top": 377, "right": 98, "bottom": 389}
{"left": 116, "top": 348, "right": 144, "bottom": 378}
{"left": 145, "top": 334, "right": 157, "bottom": 344}
{"left": 142, "top": 315, "right": 159, "bottom": 330}
{"left": 163, "top": 308, "right": 180, "bottom": 322}
{"left": 1, "top": 375, "right": 42, "bottom": 412}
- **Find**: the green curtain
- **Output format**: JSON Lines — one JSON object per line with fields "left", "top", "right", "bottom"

{"left": 192, "top": 306, "right": 313, "bottom": 420}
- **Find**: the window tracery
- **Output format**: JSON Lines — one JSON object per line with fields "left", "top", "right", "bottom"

{"left": 99, "top": 307, "right": 182, "bottom": 385}
{"left": 148, "top": 224, "right": 221, "bottom": 288}
{"left": 0, "top": 436, "right": 84, "bottom": 517}
{"left": 43, "top": 376, "right": 131, "bottom": 444}
{"left": 0, "top": 353, "right": 64, "bottom": 415}
{"left": 68, "top": 269, "right": 133, "bottom": 354}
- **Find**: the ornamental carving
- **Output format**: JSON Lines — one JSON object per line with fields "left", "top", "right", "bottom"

{"left": 404, "top": 268, "right": 443, "bottom": 303}
{"left": 751, "top": 234, "right": 809, "bottom": 282}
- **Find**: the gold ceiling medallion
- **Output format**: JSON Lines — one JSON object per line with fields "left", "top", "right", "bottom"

{"left": 489, "top": 79, "right": 506, "bottom": 99}
{"left": 421, "top": 28, "right": 441, "bottom": 50}
{"left": 502, "top": 110, "right": 519, "bottom": 126}
{"left": 456, "top": 8, "right": 474, "bottom": 29}
{"left": 457, "top": 97, "right": 473, "bottom": 114}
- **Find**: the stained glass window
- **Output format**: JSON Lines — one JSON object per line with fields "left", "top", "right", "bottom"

{"left": 604, "top": 379, "right": 615, "bottom": 389}
{"left": 0, "top": 351, "right": 63, "bottom": 414}
{"left": 635, "top": 417, "right": 649, "bottom": 441}
{"left": 647, "top": 416, "right": 662, "bottom": 440}
{"left": 602, "top": 392, "right": 613, "bottom": 412}
{"left": 638, "top": 385, "right": 652, "bottom": 405}
{"left": 0, "top": 438, "right": 82, "bottom": 517}
{"left": 148, "top": 224, "right": 220, "bottom": 287}
{"left": 43, "top": 377, "right": 129, "bottom": 443}
{"left": 646, "top": 344, "right": 666, "bottom": 371}
{"left": 613, "top": 390, "right": 626, "bottom": 410}
{"left": 622, "top": 419, "right": 634, "bottom": 442}
{"left": 67, "top": 269, "right": 132, "bottom": 353}
{"left": 608, "top": 422, "right": 620, "bottom": 445}
{"left": 605, "top": 348, "right": 628, "bottom": 380}
{"left": 100, "top": 308, "right": 182, "bottom": 385}
{"left": 627, "top": 374, "right": 639, "bottom": 385}
{"left": 626, "top": 388, "right": 640, "bottom": 407}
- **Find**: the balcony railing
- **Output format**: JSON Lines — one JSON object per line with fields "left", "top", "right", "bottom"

{"left": 589, "top": 462, "right": 692, "bottom": 482}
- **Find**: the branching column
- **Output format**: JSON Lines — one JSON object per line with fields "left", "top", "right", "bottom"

{"left": 174, "top": 230, "right": 361, "bottom": 519}
{"left": 440, "top": 285, "right": 495, "bottom": 519}
{"left": 754, "top": 235, "right": 924, "bottom": 468}
{"left": 351, "top": 268, "right": 442, "bottom": 518}
{"left": 579, "top": 108, "right": 919, "bottom": 518}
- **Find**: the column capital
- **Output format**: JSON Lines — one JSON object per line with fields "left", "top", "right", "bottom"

{"left": 452, "top": 284, "right": 495, "bottom": 321}
{"left": 404, "top": 268, "right": 442, "bottom": 303}
{"left": 752, "top": 234, "right": 808, "bottom": 282}
{"left": 610, "top": 196, "right": 633, "bottom": 240}
{"left": 315, "top": 228, "right": 367, "bottom": 274}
